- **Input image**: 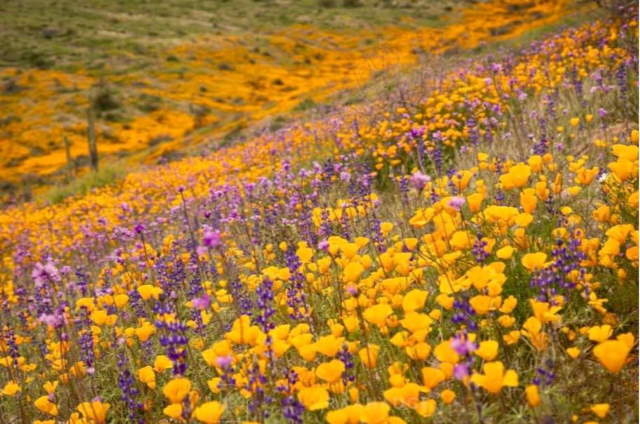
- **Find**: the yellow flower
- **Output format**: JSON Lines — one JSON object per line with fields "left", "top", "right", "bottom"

{"left": 440, "top": 389, "right": 456, "bottom": 404}
{"left": 521, "top": 252, "right": 547, "bottom": 271}
{"left": 593, "top": 340, "right": 631, "bottom": 373}
{"left": 135, "top": 321, "right": 156, "bottom": 342}
{"left": 530, "top": 300, "right": 562, "bottom": 323}
{"left": 296, "top": 243, "right": 314, "bottom": 264}
{"left": 415, "top": 399, "right": 437, "bottom": 417}
{"left": 469, "top": 295, "right": 492, "bottom": 315}
{"left": 434, "top": 341, "right": 459, "bottom": 364}
{"left": 43, "top": 381, "right": 58, "bottom": 394}
{"left": 137, "top": 366, "right": 156, "bottom": 389}
{"left": 590, "top": 403, "right": 610, "bottom": 418}
{"left": 90, "top": 309, "right": 117, "bottom": 326}
{"left": 588, "top": 325, "right": 612, "bottom": 343}
{"left": 470, "top": 361, "right": 518, "bottom": 394}
{"left": 362, "top": 401, "right": 390, "bottom": 424}
{"left": 343, "top": 262, "right": 364, "bottom": 283}
{"left": 467, "top": 192, "right": 484, "bottom": 212}
{"left": 500, "top": 296, "right": 518, "bottom": 314}
{"left": 358, "top": 344, "right": 380, "bottom": 369}
{"left": 137, "top": 284, "right": 163, "bottom": 300}
{"left": 525, "top": 385, "right": 541, "bottom": 407}
{"left": 611, "top": 143, "right": 639, "bottom": 161}
{"left": 226, "top": 315, "right": 262, "bottom": 345}
{"left": 500, "top": 164, "right": 531, "bottom": 189}
{"left": 1, "top": 381, "right": 20, "bottom": 396}
{"left": 496, "top": 246, "right": 514, "bottom": 259}
{"left": 401, "top": 289, "right": 428, "bottom": 313}
{"left": 384, "top": 383, "right": 421, "bottom": 407}
{"left": 503, "top": 330, "right": 521, "bottom": 345}
{"left": 164, "top": 403, "right": 183, "bottom": 419}
{"left": 154, "top": 355, "right": 174, "bottom": 372}
{"left": 380, "top": 222, "right": 394, "bottom": 235}
{"left": 608, "top": 159, "right": 637, "bottom": 181}
{"left": 193, "top": 401, "right": 225, "bottom": 424}
{"left": 297, "top": 386, "right": 329, "bottom": 411}
{"left": 77, "top": 401, "right": 110, "bottom": 424}
{"left": 566, "top": 347, "right": 580, "bottom": 359}
{"left": 520, "top": 188, "right": 538, "bottom": 213}
{"left": 316, "top": 360, "right": 346, "bottom": 383}
{"left": 34, "top": 396, "right": 58, "bottom": 416}
{"left": 163, "top": 377, "right": 192, "bottom": 404}
{"left": 475, "top": 340, "right": 499, "bottom": 361}
{"left": 314, "top": 334, "right": 344, "bottom": 357}
{"left": 363, "top": 304, "right": 393, "bottom": 328}
{"left": 326, "top": 404, "right": 364, "bottom": 424}
{"left": 421, "top": 366, "right": 446, "bottom": 390}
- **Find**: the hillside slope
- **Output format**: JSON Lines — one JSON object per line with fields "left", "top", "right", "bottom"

{"left": 1, "top": 0, "right": 581, "bottom": 192}
{"left": 0, "top": 3, "right": 637, "bottom": 424}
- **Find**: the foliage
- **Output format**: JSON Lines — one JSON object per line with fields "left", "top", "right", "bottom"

{"left": 0, "top": 3, "right": 637, "bottom": 424}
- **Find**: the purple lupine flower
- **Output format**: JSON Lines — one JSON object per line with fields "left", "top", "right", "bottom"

{"left": 369, "top": 217, "right": 386, "bottom": 253}
{"left": 229, "top": 279, "right": 253, "bottom": 319}
{"left": 246, "top": 360, "right": 271, "bottom": 418}
{"left": 254, "top": 278, "right": 275, "bottom": 333}
{"left": 430, "top": 137, "right": 444, "bottom": 175}
{"left": 532, "top": 136, "right": 549, "bottom": 155}
{"left": 472, "top": 235, "right": 489, "bottom": 263}
{"left": 533, "top": 366, "right": 556, "bottom": 387}
{"left": 3, "top": 328, "right": 20, "bottom": 367}
{"left": 282, "top": 393, "right": 305, "bottom": 423}
{"left": 337, "top": 344, "right": 356, "bottom": 384}
{"left": 118, "top": 352, "right": 145, "bottom": 423}
{"left": 452, "top": 297, "right": 478, "bottom": 331}
{"left": 157, "top": 320, "right": 189, "bottom": 375}
{"left": 284, "top": 248, "right": 308, "bottom": 320}
{"left": 529, "top": 237, "right": 586, "bottom": 301}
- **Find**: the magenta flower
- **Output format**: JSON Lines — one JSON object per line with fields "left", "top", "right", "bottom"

{"left": 409, "top": 171, "right": 431, "bottom": 190}
{"left": 192, "top": 294, "right": 211, "bottom": 310}
{"left": 38, "top": 313, "right": 64, "bottom": 328}
{"left": 203, "top": 229, "right": 221, "bottom": 248}
{"left": 32, "top": 261, "right": 60, "bottom": 288}
{"left": 215, "top": 355, "right": 233, "bottom": 368}
{"left": 447, "top": 196, "right": 466, "bottom": 211}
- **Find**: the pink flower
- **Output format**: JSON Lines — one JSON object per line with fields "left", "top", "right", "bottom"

{"left": 203, "top": 229, "right": 221, "bottom": 248}
{"left": 215, "top": 355, "right": 233, "bottom": 368}
{"left": 192, "top": 294, "right": 211, "bottom": 310}
{"left": 447, "top": 196, "right": 466, "bottom": 211}
{"left": 38, "top": 313, "right": 64, "bottom": 328}
{"left": 410, "top": 171, "right": 431, "bottom": 190}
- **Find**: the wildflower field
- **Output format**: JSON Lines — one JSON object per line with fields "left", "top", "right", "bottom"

{"left": 0, "top": 1, "right": 638, "bottom": 423}
{"left": 0, "top": 0, "right": 577, "bottom": 189}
